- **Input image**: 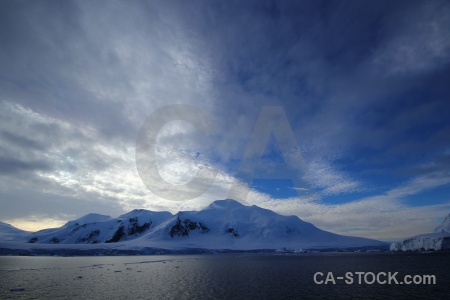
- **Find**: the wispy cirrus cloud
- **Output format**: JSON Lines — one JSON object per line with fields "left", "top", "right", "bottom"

{"left": 249, "top": 172, "right": 450, "bottom": 240}
{"left": 305, "top": 158, "right": 363, "bottom": 196}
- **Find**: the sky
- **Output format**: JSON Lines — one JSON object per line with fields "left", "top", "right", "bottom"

{"left": 1, "top": 0, "right": 450, "bottom": 241}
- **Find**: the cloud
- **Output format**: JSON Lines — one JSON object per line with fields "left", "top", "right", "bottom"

{"left": 0, "top": 157, "right": 51, "bottom": 174}
{"left": 0, "top": 0, "right": 220, "bottom": 214}
{"left": 0, "top": 0, "right": 450, "bottom": 240}
{"left": 246, "top": 171, "right": 450, "bottom": 240}
{"left": 305, "top": 158, "right": 363, "bottom": 195}
{"left": 372, "top": 1, "right": 450, "bottom": 75}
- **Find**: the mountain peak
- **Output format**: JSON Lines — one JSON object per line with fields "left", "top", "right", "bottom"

{"left": 434, "top": 212, "right": 450, "bottom": 233}
{"left": 119, "top": 209, "right": 149, "bottom": 218}
{"left": 0, "top": 221, "right": 30, "bottom": 241}
{"left": 207, "top": 199, "right": 246, "bottom": 210}
{"left": 67, "top": 213, "right": 113, "bottom": 226}
{"left": 0, "top": 221, "right": 25, "bottom": 231}
{"left": 118, "top": 209, "right": 172, "bottom": 220}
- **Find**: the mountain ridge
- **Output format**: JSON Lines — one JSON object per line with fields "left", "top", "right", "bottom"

{"left": 1, "top": 199, "right": 386, "bottom": 251}
{"left": 0, "top": 221, "right": 31, "bottom": 241}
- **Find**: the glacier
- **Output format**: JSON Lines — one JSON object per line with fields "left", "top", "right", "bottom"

{"left": 390, "top": 233, "right": 450, "bottom": 251}
{"left": 0, "top": 199, "right": 387, "bottom": 255}
{"left": 390, "top": 213, "right": 450, "bottom": 251}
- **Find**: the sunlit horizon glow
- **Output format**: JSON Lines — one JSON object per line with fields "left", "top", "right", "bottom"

{"left": 5, "top": 217, "right": 69, "bottom": 232}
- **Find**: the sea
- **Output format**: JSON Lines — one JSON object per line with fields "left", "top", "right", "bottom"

{"left": 0, "top": 252, "right": 449, "bottom": 299}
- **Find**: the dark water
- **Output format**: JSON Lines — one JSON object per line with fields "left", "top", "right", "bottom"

{"left": 0, "top": 252, "right": 449, "bottom": 299}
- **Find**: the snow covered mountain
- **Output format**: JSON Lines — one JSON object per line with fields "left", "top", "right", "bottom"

{"left": 0, "top": 221, "right": 30, "bottom": 241}
{"left": 27, "top": 210, "right": 172, "bottom": 244}
{"left": 136, "top": 199, "right": 385, "bottom": 249}
{"left": 0, "top": 199, "right": 386, "bottom": 253}
{"left": 391, "top": 213, "right": 450, "bottom": 251}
